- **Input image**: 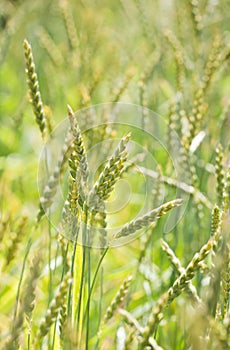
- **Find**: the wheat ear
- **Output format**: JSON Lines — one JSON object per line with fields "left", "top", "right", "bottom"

{"left": 140, "top": 229, "right": 221, "bottom": 348}
{"left": 114, "top": 199, "right": 182, "bottom": 239}
{"left": 89, "top": 133, "right": 131, "bottom": 208}
{"left": 36, "top": 272, "right": 71, "bottom": 342}
{"left": 23, "top": 39, "right": 46, "bottom": 140}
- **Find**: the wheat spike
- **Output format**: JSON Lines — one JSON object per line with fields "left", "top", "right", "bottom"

{"left": 4, "top": 215, "right": 28, "bottom": 267}
{"left": 23, "top": 39, "right": 46, "bottom": 140}
{"left": 68, "top": 105, "right": 88, "bottom": 189}
{"left": 36, "top": 272, "right": 71, "bottom": 341}
{"left": 161, "top": 239, "right": 201, "bottom": 303}
{"left": 140, "top": 229, "right": 221, "bottom": 348}
{"left": 103, "top": 275, "right": 133, "bottom": 322}
{"left": 89, "top": 133, "right": 131, "bottom": 208}
{"left": 114, "top": 199, "right": 183, "bottom": 239}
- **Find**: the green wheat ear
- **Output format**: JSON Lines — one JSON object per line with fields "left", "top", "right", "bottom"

{"left": 5, "top": 253, "right": 41, "bottom": 350}
{"left": 89, "top": 133, "right": 131, "bottom": 209}
{"left": 113, "top": 198, "right": 183, "bottom": 239}
{"left": 164, "top": 30, "right": 185, "bottom": 91}
{"left": 103, "top": 275, "right": 133, "bottom": 322}
{"left": 59, "top": 0, "right": 78, "bottom": 51}
{"left": 23, "top": 39, "right": 46, "bottom": 140}
{"left": 68, "top": 105, "right": 89, "bottom": 191}
{"left": 98, "top": 276, "right": 133, "bottom": 341}
{"left": 4, "top": 215, "right": 28, "bottom": 268}
{"left": 36, "top": 272, "right": 71, "bottom": 343}
{"left": 161, "top": 239, "right": 200, "bottom": 304}
{"left": 215, "top": 143, "right": 225, "bottom": 208}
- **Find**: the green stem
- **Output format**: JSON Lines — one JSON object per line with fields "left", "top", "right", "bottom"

{"left": 67, "top": 240, "right": 78, "bottom": 318}
{"left": 85, "top": 224, "right": 91, "bottom": 349}
{"left": 77, "top": 209, "right": 88, "bottom": 349}
{"left": 52, "top": 242, "right": 69, "bottom": 350}
{"left": 94, "top": 267, "right": 104, "bottom": 350}
{"left": 82, "top": 247, "right": 109, "bottom": 327}
{"left": 14, "top": 238, "right": 32, "bottom": 320}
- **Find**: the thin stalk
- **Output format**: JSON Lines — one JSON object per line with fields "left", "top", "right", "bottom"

{"left": 52, "top": 242, "right": 69, "bottom": 350}
{"left": 14, "top": 238, "right": 32, "bottom": 320}
{"left": 48, "top": 208, "right": 52, "bottom": 303}
{"left": 47, "top": 209, "right": 52, "bottom": 349}
{"left": 94, "top": 267, "right": 104, "bottom": 350}
{"left": 43, "top": 145, "right": 52, "bottom": 348}
{"left": 67, "top": 240, "right": 78, "bottom": 317}
{"left": 28, "top": 334, "right": 30, "bottom": 350}
{"left": 83, "top": 247, "right": 109, "bottom": 326}
{"left": 85, "top": 224, "right": 91, "bottom": 349}
{"left": 77, "top": 209, "right": 88, "bottom": 349}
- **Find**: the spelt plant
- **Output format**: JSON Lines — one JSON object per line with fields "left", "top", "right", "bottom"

{"left": 0, "top": 1, "right": 230, "bottom": 349}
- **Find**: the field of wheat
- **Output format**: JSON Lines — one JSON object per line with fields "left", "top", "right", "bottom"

{"left": 0, "top": 1, "right": 229, "bottom": 349}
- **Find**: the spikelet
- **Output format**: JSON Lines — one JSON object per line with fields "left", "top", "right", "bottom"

{"left": 164, "top": 30, "right": 185, "bottom": 91}
{"left": 60, "top": 177, "right": 80, "bottom": 239}
{"left": 37, "top": 130, "right": 71, "bottom": 222}
{"left": 188, "top": 0, "right": 203, "bottom": 34}
{"left": 187, "top": 88, "right": 208, "bottom": 146}
{"left": 4, "top": 215, "right": 28, "bottom": 267}
{"left": 201, "top": 35, "right": 222, "bottom": 92}
{"left": 92, "top": 203, "right": 107, "bottom": 249}
{"left": 37, "top": 27, "right": 64, "bottom": 67}
{"left": 221, "top": 246, "right": 230, "bottom": 319}
{"left": 167, "top": 96, "right": 182, "bottom": 152}
{"left": 215, "top": 144, "right": 225, "bottom": 208}
{"left": 140, "top": 229, "right": 221, "bottom": 348}
{"left": 114, "top": 199, "right": 183, "bottom": 239}
{"left": 208, "top": 316, "right": 230, "bottom": 349}
{"left": 59, "top": 0, "right": 78, "bottom": 50}
{"left": 206, "top": 205, "right": 224, "bottom": 316}
{"left": 58, "top": 233, "right": 69, "bottom": 272}
{"left": 0, "top": 213, "right": 10, "bottom": 243}
{"left": 23, "top": 254, "right": 42, "bottom": 322}
{"left": 68, "top": 105, "right": 88, "bottom": 189}
{"left": 59, "top": 302, "right": 67, "bottom": 346}
{"left": 222, "top": 167, "right": 230, "bottom": 215}
{"left": 211, "top": 205, "right": 221, "bottom": 236}
{"left": 89, "top": 133, "right": 131, "bottom": 208}
{"left": 153, "top": 164, "right": 163, "bottom": 206}
{"left": 43, "top": 105, "right": 53, "bottom": 135}
{"left": 138, "top": 73, "right": 148, "bottom": 129}
{"left": 5, "top": 254, "right": 41, "bottom": 350}
{"left": 161, "top": 239, "right": 201, "bottom": 303}
{"left": 23, "top": 39, "right": 46, "bottom": 140}
{"left": 103, "top": 275, "right": 133, "bottom": 323}
{"left": 112, "top": 68, "right": 136, "bottom": 103}
{"left": 36, "top": 272, "right": 71, "bottom": 342}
